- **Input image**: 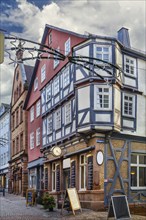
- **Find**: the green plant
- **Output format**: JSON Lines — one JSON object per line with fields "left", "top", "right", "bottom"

{"left": 42, "top": 193, "right": 56, "bottom": 210}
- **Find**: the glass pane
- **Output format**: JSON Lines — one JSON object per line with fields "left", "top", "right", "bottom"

{"left": 81, "top": 166, "right": 84, "bottom": 188}
{"left": 139, "top": 167, "right": 146, "bottom": 187}
{"left": 96, "top": 47, "right": 102, "bottom": 52}
{"left": 131, "top": 155, "right": 137, "bottom": 164}
{"left": 131, "top": 167, "right": 137, "bottom": 186}
{"left": 96, "top": 54, "right": 102, "bottom": 59}
{"left": 139, "top": 155, "right": 146, "bottom": 164}
{"left": 103, "top": 47, "right": 109, "bottom": 52}
{"left": 81, "top": 155, "right": 84, "bottom": 164}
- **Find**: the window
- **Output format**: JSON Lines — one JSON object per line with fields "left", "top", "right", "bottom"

{"left": 65, "top": 38, "right": 71, "bottom": 56}
{"left": 36, "top": 127, "right": 40, "bottom": 146}
{"left": 95, "top": 45, "right": 111, "bottom": 63}
{"left": 123, "top": 93, "right": 135, "bottom": 117}
{"left": 79, "top": 154, "right": 87, "bottom": 190}
{"left": 63, "top": 66, "right": 70, "bottom": 87}
{"left": 30, "top": 106, "right": 34, "bottom": 122}
{"left": 54, "top": 47, "right": 60, "bottom": 68}
{"left": 20, "top": 105, "right": 23, "bottom": 123}
{"left": 47, "top": 115, "right": 53, "bottom": 134}
{"left": 16, "top": 136, "right": 19, "bottom": 153}
{"left": 16, "top": 110, "right": 19, "bottom": 126}
{"left": 131, "top": 154, "right": 146, "bottom": 189}
{"left": 54, "top": 76, "right": 59, "bottom": 95}
{"left": 34, "top": 77, "right": 38, "bottom": 91}
{"left": 65, "top": 101, "right": 71, "bottom": 124}
{"left": 95, "top": 86, "right": 110, "bottom": 110}
{"left": 46, "top": 84, "right": 51, "bottom": 102}
{"left": 20, "top": 133, "right": 23, "bottom": 151}
{"left": 55, "top": 108, "right": 61, "bottom": 130}
{"left": 41, "top": 64, "right": 46, "bottom": 83}
{"left": 30, "top": 132, "right": 34, "bottom": 149}
{"left": 36, "top": 100, "right": 41, "bottom": 117}
{"left": 124, "top": 56, "right": 136, "bottom": 76}
{"left": 48, "top": 33, "right": 52, "bottom": 45}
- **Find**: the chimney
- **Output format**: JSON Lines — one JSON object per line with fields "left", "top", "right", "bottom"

{"left": 117, "top": 27, "right": 131, "bottom": 48}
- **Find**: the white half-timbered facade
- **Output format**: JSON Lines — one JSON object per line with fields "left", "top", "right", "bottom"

{"left": 40, "top": 26, "right": 146, "bottom": 210}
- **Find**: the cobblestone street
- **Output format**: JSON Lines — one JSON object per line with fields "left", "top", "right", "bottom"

{"left": 0, "top": 193, "right": 146, "bottom": 220}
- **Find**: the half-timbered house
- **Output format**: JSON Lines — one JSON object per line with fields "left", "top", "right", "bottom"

{"left": 40, "top": 26, "right": 146, "bottom": 210}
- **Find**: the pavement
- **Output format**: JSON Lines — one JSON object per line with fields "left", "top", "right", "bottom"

{"left": 0, "top": 193, "right": 146, "bottom": 220}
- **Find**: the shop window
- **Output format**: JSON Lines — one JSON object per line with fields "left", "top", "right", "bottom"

{"left": 131, "top": 154, "right": 146, "bottom": 189}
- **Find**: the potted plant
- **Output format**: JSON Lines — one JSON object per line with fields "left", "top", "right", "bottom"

{"left": 42, "top": 192, "right": 56, "bottom": 211}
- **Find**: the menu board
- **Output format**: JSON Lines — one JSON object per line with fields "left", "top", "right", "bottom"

{"left": 26, "top": 189, "right": 35, "bottom": 206}
{"left": 56, "top": 165, "right": 60, "bottom": 192}
{"left": 44, "top": 167, "right": 48, "bottom": 190}
{"left": 67, "top": 188, "right": 82, "bottom": 215}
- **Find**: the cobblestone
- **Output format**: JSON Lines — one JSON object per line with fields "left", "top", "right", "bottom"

{"left": 0, "top": 193, "right": 146, "bottom": 220}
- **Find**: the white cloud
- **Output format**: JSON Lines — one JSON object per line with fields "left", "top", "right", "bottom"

{"left": 0, "top": 0, "right": 145, "bottom": 104}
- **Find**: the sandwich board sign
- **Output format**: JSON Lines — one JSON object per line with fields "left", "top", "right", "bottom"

{"left": 26, "top": 189, "right": 35, "bottom": 206}
{"left": 107, "top": 195, "right": 131, "bottom": 219}
{"left": 62, "top": 188, "right": 82, "bottom": 215}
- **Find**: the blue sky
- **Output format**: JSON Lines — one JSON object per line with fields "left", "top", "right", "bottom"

{"left": 0, "top": 0, "right": 146, "bottom": 104}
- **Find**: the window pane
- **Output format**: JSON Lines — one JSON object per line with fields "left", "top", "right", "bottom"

{"left": 131, "top": 155, "right": 137, "bottom": 164}
{"left": 131, "top": 167, "right": 137, "bottom": 186}
{"left": 139, "top": 155, "right": 146, "bottom": 164}
{"left": 96, "top": 47, "right": 102, "bottom": 52}
{"left": 81, "top": 166, "right": 84, "bottom": 188}
{"left": 139, "top": 167, "right": 146, "bottom": 187}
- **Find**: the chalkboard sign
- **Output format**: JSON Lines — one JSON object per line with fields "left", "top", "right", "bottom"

{"left": 107, "top": 195, "right": 131, "bottom": 219}
{"left": 67, "top": 188, "right": 82, "bottom": 215}
{"left": 56, "top": 165, "right": 60, "bottom": 192}
{"left": 26, "top": 189, "right": 35, "bottom": 206}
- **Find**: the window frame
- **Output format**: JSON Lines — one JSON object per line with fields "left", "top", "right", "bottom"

{"left": 79, "top": 154, "right": 87, "bottom": 190}
{"left": 63, "top": 66, "right": 70, "bottom": 88}
{"left": 124, "top": 55, "right": 136, "bottom": 77}
{"left": 30, "top": 132, "right": 34, "bottom": 149}
{"left": 94, "top": 45, "right": 111, "bottom": 64}
{"left": 36, "top": 100, "right": 41, "bottom": 118}
{"left": 54, "top": 47, "right": 60, "bottom": 69}
{"left": 47, "top": 114, "right": 53, "bottom": 135}
{"left": 65, "top": 101, "right": 71, "bottom": 125}
{"left": 30, "top": 106, "right": 34, "bottom": 122}
{"left": 41, "top": 64, "right": 46, "bottom": 83}
{"left": 65, "top": 38, "right": 71, "bottom": 56}
{"left": 54, "top": 76, "right": 59, "bottom": 96}
{"left": 131, "top": 154, "right": 146, "bottom": 190}
{"left": 36, "top": 127, "right": 40, "bottom": 146}
{"left": 34, "top": 77, "right": 38, "bottom": 91}
{"left": 55, "top": 108, "right": 61, "bottom": 130}
{"left": 123, "top": 93, "right": 135, "bottom": 117}
{"left": 46, "top": 84, "right": 51, "bottom": 102}
{"left": 94, "top": 85, "right": 111, "bottom": 110}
